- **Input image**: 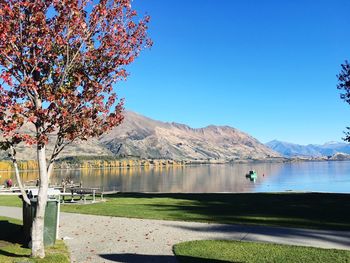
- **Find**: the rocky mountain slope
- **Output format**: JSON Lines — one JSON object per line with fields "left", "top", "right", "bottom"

{"left": 0, "top": 111, "right": 280, "bottom": 161}
{"left": 266, "top": 140, "right": 350, "bottom": 157}
{"left": 0, "top": 122, "right": 114, "bottom": 160}
{"left": 99, "top": 111, "right": 279, "bottom": 160}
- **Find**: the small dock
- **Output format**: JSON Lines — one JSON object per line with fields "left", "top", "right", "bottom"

{"left": 61, "top": 186, "right": 119, "bottom": 204}
{"left": 0, "top": 185, "right": 119, "bottom": 204}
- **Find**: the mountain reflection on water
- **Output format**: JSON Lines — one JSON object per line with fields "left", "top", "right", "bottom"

{"left": 51, "top": 163, "right": 285, "bottom": 192}
{"left": 1, "top": 161, "right": 349, "bottom": 193}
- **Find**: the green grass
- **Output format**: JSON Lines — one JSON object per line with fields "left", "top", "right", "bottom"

{"left": 1, "top": 192, "right": 350, "bottom": 230}
{"left": 0, "top": 196, "right": 22, "bottom": 207}
{"left": 0, "top": 216, "right": 70, "bottom": 263}
{"left": 173, "top": 240, "right": 350, "bottom": 263}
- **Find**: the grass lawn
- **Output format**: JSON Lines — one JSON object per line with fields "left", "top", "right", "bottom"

{"left": 173, "top": 240, "right": 350, "bottom": 263}
{"left": 0, "top": 195, "right": 22, "bottom": 207}
{"left": 1, "top": 192, "right": 350, "bottom": 230}
{"left": 0, "top": 216, "right": 70, "bottom": 263}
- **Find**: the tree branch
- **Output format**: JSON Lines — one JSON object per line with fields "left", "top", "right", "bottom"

{"left": 9, "top": 144, "right": 31, "bottom": 205}
{"left": 56, "top": 12, "right": 106, "bottom": 93}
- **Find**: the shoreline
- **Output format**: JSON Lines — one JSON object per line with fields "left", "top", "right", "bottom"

{"left": 0, "top": 156, "right": 349, "bottom": 172}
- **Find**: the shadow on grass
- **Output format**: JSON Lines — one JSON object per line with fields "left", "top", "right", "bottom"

{"left": 112, "top": 192, "right": 350, "bottom": 230}
{"left": 65, "top": 193, "right": 350, "bottom": 250}
{"left": 0, "top": 220, "right": 23, "bottom": 245}
{"left": 165, "top": 223, "right": 350, "bottom": 248}
{"left": 100, "top": 253, "right": 232, "bottom": 263}
{"left": 0, "top": 220, "right": 27, "bottom": 258}
{"left": 106, "top": 192, "right": 350, "bottom": 249}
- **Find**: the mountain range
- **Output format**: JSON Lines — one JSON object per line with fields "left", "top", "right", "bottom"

{"left": 5, "top": 110, "right": 348, "bottom": 161}
{"left": 99, "top": 111, "right": 279, "bottom": 160}
{"left": 266, "top": 140, "right": 350, "bottom": 157}
{"left": 0, "top": 111, "right": 280, "bottom": 161}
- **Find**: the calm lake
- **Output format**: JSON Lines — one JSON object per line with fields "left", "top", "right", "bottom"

{"left": 2, "top": 161, "right": 350, "bottom": 193}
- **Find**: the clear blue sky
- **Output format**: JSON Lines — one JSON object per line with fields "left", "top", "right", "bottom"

{"left": 117, "top": 0, "right": 350, "bottom": 145}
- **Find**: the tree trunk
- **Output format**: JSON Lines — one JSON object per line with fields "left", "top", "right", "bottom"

{"left": 31, "top": 144, "right": 48, "bottom": 258}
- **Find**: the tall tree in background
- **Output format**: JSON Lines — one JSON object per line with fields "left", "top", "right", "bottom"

{"left": 337, "top": 61, "right": 350, "bottom": 141}
{"left": 0, "top": 0, "right": 151, "bottom": 258}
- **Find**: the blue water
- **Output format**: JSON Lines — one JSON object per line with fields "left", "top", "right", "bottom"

{"left": 255, "top": 161, "right": 350, "bottom": 193}
{"left": 51, "top": 161, "right": 350, "bottom": 193}
{"left": 2, "top": 161, "right": 350, "bottom": 193}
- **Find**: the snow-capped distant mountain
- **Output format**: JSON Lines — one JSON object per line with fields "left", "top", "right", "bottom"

{"left": 266, "top": 140, "right": 350, "bottom": 157}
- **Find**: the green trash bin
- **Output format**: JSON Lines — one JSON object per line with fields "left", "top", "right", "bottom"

{"left": 22, "top": 198, "right": 59, "bottom": 247}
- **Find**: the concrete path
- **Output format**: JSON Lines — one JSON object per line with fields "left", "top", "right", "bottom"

{"left": 0, "top": 206, "right": 349, "bottom": 263}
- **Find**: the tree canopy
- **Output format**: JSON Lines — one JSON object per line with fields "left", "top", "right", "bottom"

{"left": 0, "top": 0, "right": 151, "bottom": 258}
{"left": 0, "top": 0, "right": 151, "bottom": 158}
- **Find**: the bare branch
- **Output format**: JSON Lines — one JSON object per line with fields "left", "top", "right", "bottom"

{"left": 9, "top": 145, "right": 31, "bottom": 205}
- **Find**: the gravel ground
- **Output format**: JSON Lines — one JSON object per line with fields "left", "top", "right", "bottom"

{"left": 0, "top": 206, "right": 349, "bottom": 263}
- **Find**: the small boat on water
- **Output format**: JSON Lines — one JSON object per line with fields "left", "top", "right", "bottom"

{"left": 246, "top": 170, "right": 257, "bottom": 180}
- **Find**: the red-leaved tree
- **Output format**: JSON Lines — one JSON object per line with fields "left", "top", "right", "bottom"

{"left": 0, "top": 0, "right": 151, "bottom": 258}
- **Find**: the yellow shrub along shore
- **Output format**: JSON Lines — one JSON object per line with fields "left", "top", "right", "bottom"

{"left": 58, "top": 159, "right": 190, "bottom": 169}
{"left": 0, "top": 160, "right": 39, "bottom": 171}
{"left": 0, "top": 158, "right": 194, "bottom": 172}
{"left": 0, "top": 158, "right": 194, "bottom": 182}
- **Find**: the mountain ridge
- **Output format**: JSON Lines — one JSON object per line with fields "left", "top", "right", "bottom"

{"left": 0, "top": 111, "right": 280, "bottom": 161}
{"left": 99, "top": 111, "right": 280, "bottom": 160}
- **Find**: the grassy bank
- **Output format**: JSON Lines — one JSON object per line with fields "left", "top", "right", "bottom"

{"left": 0, "top": 195, "right": 22, "bottom": 207}
{"left": 0, "top": 216, "right": 70, "bottom": 263}
{"left": 1, "top": 192, "right": 350, "bottom": 230}
{"left": 173, "top": 240, "right": 350, "bottom": 263}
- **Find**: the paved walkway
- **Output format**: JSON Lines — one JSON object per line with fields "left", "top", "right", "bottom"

{"left": 0, "top": 206, "right": 349, "bottom": 263}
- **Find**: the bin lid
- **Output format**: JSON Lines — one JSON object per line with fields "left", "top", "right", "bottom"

{"left": 27, "top": 188, "right": 61, "bottom": 197}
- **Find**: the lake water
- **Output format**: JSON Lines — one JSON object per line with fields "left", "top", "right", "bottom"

{"left": 2, "top": 161, "right": 349, "bottom": 193}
